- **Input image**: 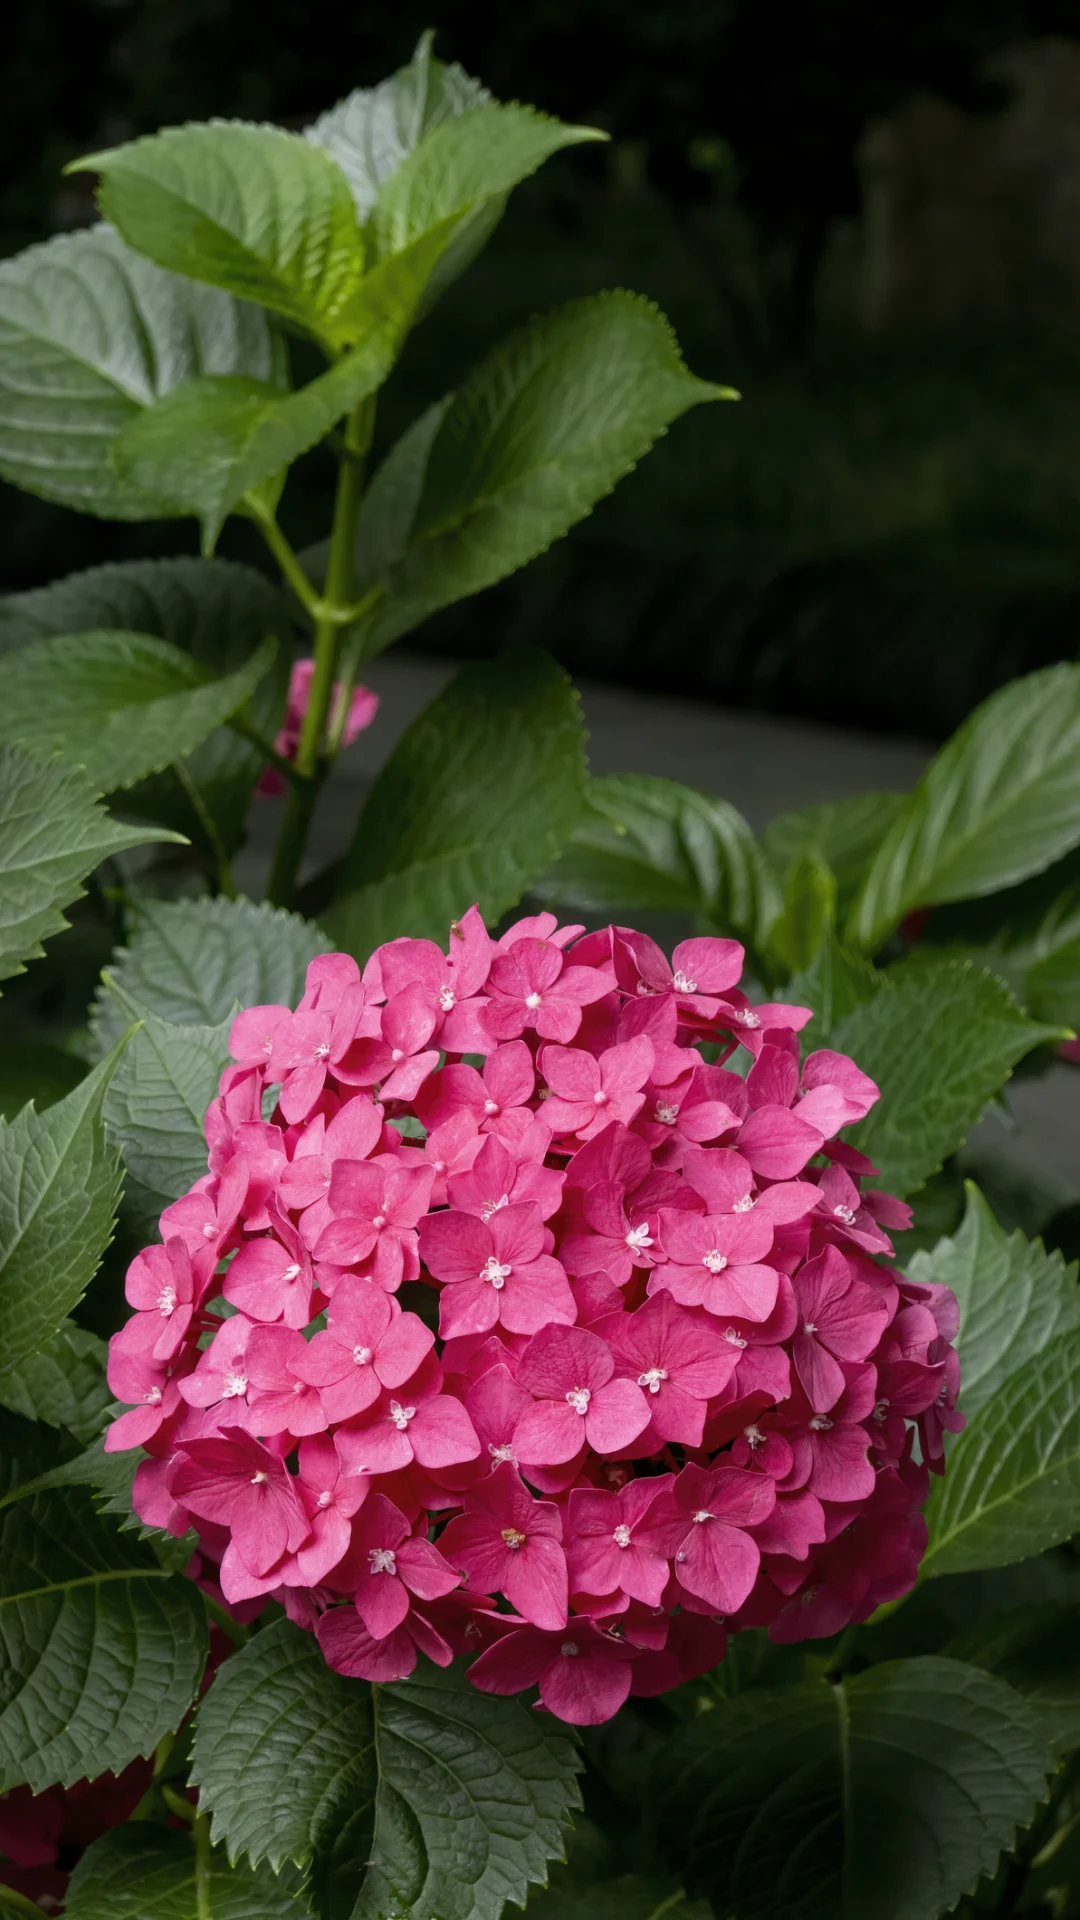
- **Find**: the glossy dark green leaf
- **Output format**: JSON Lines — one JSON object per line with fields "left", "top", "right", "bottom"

{"left": 0, "top": 1322, "right": 110, "bottom": 1444}
{"left": 786, "top": 933, "right": 884, "bottom": 1039}
{"left": 946, "top": 1602, "right": 1080, "bottom": 1756}
{"left": 64, "top": 1825, "right": 310, "bottom": 1919}
{"left": 764, "top": 790, "right": 906, "bottom": 913}
{"left": 101, "top": 980, "right": 230, "bottom": 1230}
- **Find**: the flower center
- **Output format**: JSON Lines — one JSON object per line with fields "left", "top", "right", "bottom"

{"left": 672, "top": 970, "right": 697, "bottom": 993}
{"left": 637, "top": 1366, "right": 668, "bottom": 1394}
{"left": 724, "top": 1327, "right": 747, "bottom": 1348}
{"left": 368, "top": 1547, "right": 397, "bottom": 1576}
{"left": 744, "top": 1424, "right": 765, "bottom": 1448}
{"left": 872, "top": 1398, "right": 889, "bottom": 1424}
{"left": 280, "top": 1263, "right": 301, "bottom": 1283}
{"left": 372, "top": 1214, "right": 386, "bottom": 1230}
{"left": 438, "top": 986, "right": 456, "bottom": 1011}
{"left": 804, "top": 1321, "right": 818, "bottom": 1335}
{"left": 480, "top": 1194, "right": 510, "bottom": 1223}
{"left": 251, "top": 1471, "right": 268, "bottom": 1485}
{"left": 314, "top": 1041, "right": 331, "bottom": 1061}
{"left": 692, "top": 1509, "right": 713, "bottom": 1525}
{"left": 732, "top": 1194, "right": 755, "bottom": 1213}
{"left": 157, "top": 1285, "right": 177, "bottom": 1315}
{"left": 809, "top": 1414, "right": 833, "bottom": 1432}
{"left": 560, "top": 1641, "right": 580, "bottom": 1657}
{"left": 613, "top": 1523, "right": 632, "bottom": 1548}
{"left": 317, "top": 1488, "right": 333, "bottom": 1507}
{"left": 625, "top": 1224, "right": 653, "bottom": 1252}
{"left": 145, "top": 1386, "right": 162, "bottom": 1405}
{"left": 566, "top": 1386, "right": 591, "bottom": 1416}
{"left": 489, "top": 1442, "right": 515, "bottom": 1464}
{"left": 481, "top": 1256, "right": 512, "bottom": 1290}
{"left": 525, "top": 992, "right": 543, "bottom": 1010}
{"left": 388, "top": 1401, "right": 416, "bottom": 1430}
{"left": 702, "top": 1248, "right": 728, "bottom": 1273}
{"left": 222, "top": 1370, "right": 247, "bottom": 1398}
{"left": 353, "top": 1345, "right": 373, "bottom": 1366}
{"left": 391, "top": 1048, "right": 404, "bottom": 1063}
{"left": 655, "top": 1101, "right": 679, "bottom": 1125}
{"left": 738, "top": 1009, "right": 761, "bottom": 1029}
{"left": 483, "top": 1097, "right": 500, "bottom": 1115}
{"left": 593, "top": 1089, "right": 608, "bottom": 1105}
{"left": 501, "top": 1527, "right": 526, "bottom": 1550}
{"left": 833, "top": 1204, "right": 857, "bottom": 1226}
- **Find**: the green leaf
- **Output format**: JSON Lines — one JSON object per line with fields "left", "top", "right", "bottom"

{"left": 0, "top": 556, "right": 291, "bottom": 858}
{"left": 368, "top": 100, "right": 604, "bottom": 264}
{"left": 0, "top": 1322, "right": 110, "bottom": 1444}
{"left": 829, "top": 955, "right": 1060, "bottom": 1198}
{"left": 655, "top": 1656, "right": 1051, "bottom": 1920}
{"left": 75, "top": 122, "right": 365, "bottom": 349}
{"left": 850, "top": 664, "right": 1080, "bottom": 951}
{"left": 526, "top": 1877, "right": 709, "bottom": 1920}
{"left": 352, "top": 292, "right": 733, "bottom": 656}
{"left": 909, "top": 1183, "right": 1080, "bottom": 1422}
{"left": 0, "top": 1485, "right": 207, "bottom": 1790}
{"left": 0, "top": 629, "right": 275, "bottom": 792}
{"left": 946, "top": 1602, "right": 1080, "bottom": 1757}
{"left": 192, "top": 1618, "right": 581, "bottom": 1920}
{"left": 102, "top": 982, "right": 230, "bottom": 1229}
{"left": 93, "top": 895, "right": 327, "bottom": 1051}
{"left": 0, "top": 747, "right": 183, "bottom": 987}
{"left": 766, "top": 853, "right": 836, "bottom": 974}
{"left": 0, "top": 1036, "right": 130, "bottom": 1378}
{"left": 65, "top": 1825, "right": 310, "bottom": 1919}
{"left": 534, "top": 772, "right": 782, "bottom": 959}
{"left": 111, "top": 222, "right": 464, "bottom": 551}
{"left": 786, "top": 933, "right": 884, "bottom": 1040}
{"left": 328, "top": 649, "right": 587, "bottom": 959}
{"left": 763, "top": 791, "right": 906, "bottom": 914}
{"left": 0, "top": 223, "right": 285, "bottom": 519}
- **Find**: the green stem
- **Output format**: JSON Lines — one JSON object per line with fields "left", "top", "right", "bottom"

{"left": 161, "top": 1784, "right": 197, "bottom": 1825}
{"left": 644, "top": 1892, "right": 686, "bottom": 1920}
{"left": 174, "top": 762, "right": 236, "bottom": 899}
{"left": 202, "top": 1591, "right": 250, "bottom": 1648}
{"left": 193, "top": 1811, "right": 213, "bottom": 1920}
{"left": 227, "top": 713, "right": 312, "bottom": 793}
{"left": 0, "top": 1885, "right": 51, "bottom": 1919}
{"left": 247, "top": 507, "right": 323, "bottom": 623}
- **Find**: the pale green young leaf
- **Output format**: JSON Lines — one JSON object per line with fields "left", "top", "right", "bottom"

{"left": 0, "top": 557, "right": 291, "bottom": 857}
{"left": 328, "top": 649, "right": 587, "bottom": 959}
{"left": 534, "top": 772, "right": 782, "bottom": 958}
{"left": 192, "top": 1619, "right": 581, "bottom": 1920}
{"left": 656, "top": 1657, "right": 1051, "bottom": 1920}
{"left": 763, "top": 791, "right": 906, "bottom": 914}
{"left": 0, "top": 1485, "right": 207, "bottom": 1791}
{"left": 306, "top": 33, "right": 489, "bottom": 215}
{"left": 369, "top": 100, "right": 604, "bottom": 263}
{"left": 65, "top": 1829, "right": 311, "bottom": 1920}
{"left": 352, "top": 292, "right": 733, "bottom": 656}
{"left": 849, "top": 663, "right": 1080, "bottom": 951}
{"left": 75, "top": 122, "right": 364, "bottom": 348}
{"left": 0, "top": 224, "right": 285, "bottom": 519}
{"left": 111, "top": 220, "right": 464, "bottom": 549}
{"left": 946, "top": 1603, "right": 1080, "bottom": 1757}
{"left": 829, "top": 956, "right": 1061, "bottom": 1197}
{"left": 0, "top": 1035, "right": 130, "bottom": 1377}
{"left": 908, "top": 1182, "right": 1080, "bottom": 1422}
{"left": 102, "top": 981, "right": 230, "bottom": 1229}
{"left": 765, "top": 853, "right": 836, "bottom": 975}
{"left": 0, "top": 747, "right": 183, "bottom": 988}
{"left": 0, "top": 629, "right": 275, "bottom": 792}
{"left": 92, "top": 895, "right": 328, "bottom": 1051}
{"left": 0, "top": 1322, "right": 111, "bottom": 1444}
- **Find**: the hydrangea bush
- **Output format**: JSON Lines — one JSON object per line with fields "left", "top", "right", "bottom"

{"left": 1, "top": 32, "right": 1080, "bottom": 1920}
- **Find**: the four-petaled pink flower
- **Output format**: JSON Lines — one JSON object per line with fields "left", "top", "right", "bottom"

{"left": 652, "top": 1208, "right": 779, "bottom": 1322}
{"left": 331, "top": 1493, "right": 458, "bottom": 1638}
{"left": 291, "top": 1281, "right": 433, "bottom": 1424}
{"left": 566, "top": 1476, "right": 673, "bottom": 1606}
{"left": 440, "top": 1461, "right": 568, "bottom": 1629}
{"left": 419, "top": 1203, "right": 575, "bottom": 1338}
{"left": 792, "top": 1247, "right": 891, "bottom": 1412}
{"left": 612, "top": 1293, "right": 738, "bottom": 1445}
{"left": 638, "top": 1461, "right": 774, "bottom": 1613}
{"left": 539, "top": 1037, "right": 655, "bottom": 1140}
{"left": 482, "top": 938, "right": 615, "bottom": 1043}
{"left": 512, "top": 1325, "right": 651, "bottom": 1465}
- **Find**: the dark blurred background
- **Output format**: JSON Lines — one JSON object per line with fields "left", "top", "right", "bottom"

{"left": 6, "top": 0, "right": 1080, "bottom": 739}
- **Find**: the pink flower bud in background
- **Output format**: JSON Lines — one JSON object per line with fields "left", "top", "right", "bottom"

{"left": 257, "top": 657, "right": 379, "bottom": 795}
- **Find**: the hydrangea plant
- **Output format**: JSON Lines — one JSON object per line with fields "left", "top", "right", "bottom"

{"left": 1, "top": 34, "right": 1080, "bottom": 1920}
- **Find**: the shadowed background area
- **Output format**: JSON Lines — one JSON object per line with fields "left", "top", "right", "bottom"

{"left": 5, "top": 0, "right": 1080, "bottom": 740}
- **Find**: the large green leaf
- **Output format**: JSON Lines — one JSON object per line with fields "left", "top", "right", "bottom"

{"left": 655, "top": 1656, "right": 1050, "bottom": 1920}
{"left": 93, "top": 895, "right": 327, "bottom": 1051}
{"left": 0, "top": 629, "right": 274, "bottom": 793}
{"left": 76, "top": 122, "right": 365, "bottom": 349}
{"left": 101, "top": 981, "right": 230, "bottom": 1230}
{"left": 786, "top": 933, "right": 884, "bottom": 1039}
{"left": 65, "top": 1829, "right": 311, "bottom": 1920}
{"left": 0, "top": 1036, "right": 130, "bottom": 1378}
{"left": 328, "top": 649, "right": 587, "bottom": 958}
{"left": 0, "top": 557, "right": 290, "bottom": 856}
{"left": 192, "top": 1619, "right": 581, "bottom": 1920}
{"left": 0, "top": 1322, "right": 110, "bottom": 1444}
{"left": 909, "top": 1183, "right": 1080, "bottom": 1423}
{"left": 0, "top": 224, "right": 284, "bottom": 518}
{"left": 946, "top": 1603, "right": 1080, "bottom": 1758}
{"left": 0, "top": 747, "right": 182, "bottom": 988}
{"left": 351, "top": 292, "right": 732, "bottom": 656}
{"left": 850, "top": 664, "right": 1080, "bottom": 951}
{"left": 111, "top": 221, "right": 463, "bottom": 550}
{"left": 0, "top": 1485, "right": 207, "bottom": 1790}
{"left": 764, "top": 790, "right": 907, "bottom": 913}
{"left": 829, "top": 956, "right": 1060, "bottom": 1198}
{"left": 534, "top": 771, "right": 782, "bottom": 959}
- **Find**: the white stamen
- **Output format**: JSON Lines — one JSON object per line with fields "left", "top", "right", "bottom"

{"left": 280, "top": 1263, "right": 301, "bottom": 1283}
{"left": 593, "top": 1089, "right": 608, "bottom": 1105}
{"left": 702, "top": 1248, "right": 728, "bottom": 1273}
{"left": 692, "top": 1508, "right": 713, "bottom": 1524}
{"left": 809, "top": 1415, "right": 833, "bottom": 1432}
{"left": 483, "top": 1098, "right": 500, "bottom": 1115}
{"left": 525, "top": 992, "right": 543, "bottom": 1010}
{"left": 251, "top": 1471, "right": 268, "bottom": 1485}
{"left": 560, "top": 1641, "right": 580, "bottom": 1657}
{"left": 637, "top": 1366, "right": 668, "bottom": 1394}
{"left": 262, "top": 1036, "right": 274, "bottom": 1057}
{"left": 872, "top": 1398, "right": 889, "bottom": 1424}
{"left": 481, "top": 1255, "right": 512, "bottom": 1290}
{"left": 293, "top": 1380, "right": 305, "bottom": 1393}
{"left": 625, "top": 1223, "right": 653, "bottom": 1252}
{"left": 480, "top": 1193, "right": 510, "bottom": 1223}
{"left": 489, "top": 1442, "right": 515, "bottom": 1464}
{"left": 738, "top": 1009, "right": 761, "bottom": 1029}
{"left": 655, "top": 1101, "right": 679, "bottom": 1125}
{"left": 145, "top": 1386, "right": 162, "bottom": 1405}
{"left": 158, "top": 1284, "right": 177, "bottom": 1316}
{"left": 672, "top": 970, "right": 697, "bottom": 994}
{"left": 388, "top": 1401, "right": 415, "bottom": 1429}
{"left": 724, "top": 1328, "right": 747, "bottom": 1348}
{"left": 804, "top": 1321, "right": 818, "bottom": 1335}
{"left": 202, "top": 1221, "right": 216, "bottom": 1238}
{"left": 222, "top": 1370, "right": 247, "bottom": 1398}
{"left": 744, "top": 1424, "right": 765, "bottom": 1448}
{"left": 369, "top": 1547, "right": 397, "bottom": 1575}
{"left": 314, "top": 1041, "right": 331, "bottom": 1060}
{"left": 438, "top": 986, "right": 456, "bottom": 1011}
{"left": 613, "top": 1523, "right": 632, "bottom": 1548}
{"left": 353, "top": 1345, "right": 373, "bottom": 1366}
{"left": 733, "top": 1194, "right": 755, "bottom": 1213}
{"left": 834, "top": 1204, "right": 857, "bottom": 1226}
{"left": 317, "top": 1489, "right": 333, "bottom": 1507}
{"left": 372, "top": 1214, "right": 386, "bottom": 1230}
{"left": 391, "top": 1048, "right": 404, "bottom": 1064}
{"left": 501, "top": 1527, "right": 526, "bottom": 1550}
{"left": 566, "top": 1386, "right": 591, "bottom": 1416}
